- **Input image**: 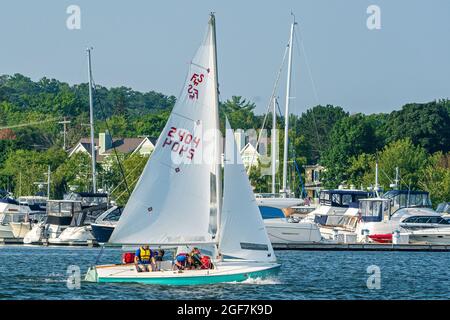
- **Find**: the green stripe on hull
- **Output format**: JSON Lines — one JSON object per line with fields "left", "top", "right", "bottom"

{"left": 97, "top": 265, "right": 280, "bottom": 285}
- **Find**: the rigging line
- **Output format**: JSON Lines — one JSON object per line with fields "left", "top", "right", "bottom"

{"left": 109, "top": 155, "right": 148, "bottom": 195}
{"left": 0, "top": 117, "right": 61, "bottom": 130}
{"left": 91, "top": 83, "right": 131, "bottom": 198}
{"left": 294, "top": 30, "right": 324, "bottom": 156}
{"left": 246, "top": 44, "right": 290, "bottom": 174}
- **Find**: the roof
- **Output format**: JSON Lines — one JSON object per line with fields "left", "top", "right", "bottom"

{"left": 69, "top": 137, "right": 157, "bottom": 162}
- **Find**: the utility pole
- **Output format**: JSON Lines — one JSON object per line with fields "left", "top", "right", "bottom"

{"left": 87, "top": 47, "right": 97, "bottom": 193}
{"left": 58, "top": 117, "right": 71, "bottom": 151}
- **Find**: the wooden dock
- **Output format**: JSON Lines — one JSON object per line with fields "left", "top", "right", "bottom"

{"left": 272, "top": 242, "right": 450, "bottom": 252}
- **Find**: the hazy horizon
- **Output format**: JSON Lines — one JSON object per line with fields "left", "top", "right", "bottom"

{"left": 0, "top": 0, "right": 449, "bottom": 115}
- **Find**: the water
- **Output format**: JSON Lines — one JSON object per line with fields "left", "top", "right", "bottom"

{"left": 1, "top": 246, "right": 449, "bottom": 299}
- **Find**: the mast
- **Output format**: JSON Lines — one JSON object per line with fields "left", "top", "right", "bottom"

{"left": 374, "top": 161, "right": 380, "bottom": 197}
{"left": 87, "top": 47, "right": 97, "bottom": 193}
{"left": 282, "top": 16, "right": 296, "bottom": 197}
{"left": 209, "top": 13, "right": 222, "bottom": 244}
{"left": 271, "top": 97, "right": 277, "bottom": 194}
{"left": 47, "top": 165, "right": 51, "bottom": 200}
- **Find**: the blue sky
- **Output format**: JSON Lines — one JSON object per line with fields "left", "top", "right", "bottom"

{"left": 0, "top": 0, "right": 449, "bottom": 114}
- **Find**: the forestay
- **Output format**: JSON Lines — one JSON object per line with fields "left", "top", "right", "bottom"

{"left": 219, "top": 119, "right": 276, "bottom": 262}
{"left": 109, "top": 20, "right": 221, "bottom": 245}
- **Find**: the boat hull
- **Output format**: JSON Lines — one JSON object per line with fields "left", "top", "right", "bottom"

{"left": 9, "top": 222, "right": 32, "bottom": 238}
{"left": 86, "top": 261, "right": 280, "bottom": 285}
{"left": 91, "top": 223, "right": 114, "bottom": 243}
{"left": 265, "top": 219, "right": 322, "bottom": 244}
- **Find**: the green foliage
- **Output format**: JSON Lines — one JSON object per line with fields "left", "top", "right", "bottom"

{"left": 296, "top": 105, "right": 348, "bottom": 163}
{"left": 0, "top": 148, "right": 67, "bottom": 197}
{"left": 1, "top": 73, "right": 449, "bottom": 199}
{"left": 347, "top": 139, "right": 428, "bottom": 191}
{"left": 385, "top": 100, "right": 450, "bottom": 153}
{"left": 321, "top": 113, "right": 377, "bottom": 187}
{"left": 419, "top": 152, "right": 450, "bottom": 206}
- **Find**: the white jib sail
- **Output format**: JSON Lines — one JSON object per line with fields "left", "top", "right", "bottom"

{"left": 219, "top": 119, "right": 276, "bottom": 262}
{"left": 109, "top": 19, "right": 221, "bottom": 245}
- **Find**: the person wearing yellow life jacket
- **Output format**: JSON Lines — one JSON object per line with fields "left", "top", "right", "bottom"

{"left": 134, "top": 245, "right": 156, "bottom": 272}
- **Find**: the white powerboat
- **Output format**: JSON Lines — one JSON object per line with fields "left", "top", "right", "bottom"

{"left": 301, "top": 189, "right": 373, "bottom": 242}
{"left": 0, "top": 196, "right": 34, "bottom": 239}
{"left": 355, "top": 190, "right": 445, "bottom": 243}
{"left": 259, "top": 202, "right": 322, "bottom": 244}
{"left": 408, "top": 226, "right": 450, "bottom": 244}
{"left": 23, "top": 200, "right": 82, "bottom": 244}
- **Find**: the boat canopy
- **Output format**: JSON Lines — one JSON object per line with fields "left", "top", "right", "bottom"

{"left": 383, "top": 190, "right": 432, "bottom": 209}
{"left": 319, "top": 190, "right": 373, "bottom": 207}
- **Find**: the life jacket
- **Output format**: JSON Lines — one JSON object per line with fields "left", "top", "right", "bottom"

{"left": 200, "top": 256, "right": 212, "bottom": 269}
{"left": 123, "top": 252, "right": 135, "bottom": 264}
{"left": 139, "top": 247, "right": 152, "bottom": 262}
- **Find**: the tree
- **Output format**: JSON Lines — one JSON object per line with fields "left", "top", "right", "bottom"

{"left": 419, "top": 152, "right": 450, "bottom": 207}
{"left": 296, "top": 105, "right": 348, "bottom": 163}
{"left": 52, "top": 152, "right": 92, "bottom": 198}
{"left": 385, "top": 100, "right": 450, "bottom": 153}
{"left": 346, "top": 139, "right": 428, "bottom": 192}
{"left": 220, "top": 96, "right": 260, "bottom": 131}
{"left": 0, "top": 148, "right": 67, "bottom": 197}
{"left": 321, "top": 114, "right": 377, "bottom": 188}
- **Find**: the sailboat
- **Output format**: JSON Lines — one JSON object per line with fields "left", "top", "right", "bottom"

{"left": 85, "top": 13, "right": 280, "bottom": 285}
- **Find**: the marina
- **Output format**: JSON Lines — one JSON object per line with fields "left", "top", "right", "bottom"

{"left": 0, "top": 1, "right": 449, "bottom": 302}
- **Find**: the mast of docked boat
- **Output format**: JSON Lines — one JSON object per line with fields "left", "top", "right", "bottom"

{"left": 374, "top": 161, "right": 380, "bottom": 197}
{"left": 281, "top": 14, "right": 296, "bottom": 198}
{"left": 87, "top": 48, "right": 97, "bottom": 193}
{"left": 209, "top": 13, "right": 222, "bottom": 249}
{"left": 271, "top": 97, "right": 277, "bottom": 194}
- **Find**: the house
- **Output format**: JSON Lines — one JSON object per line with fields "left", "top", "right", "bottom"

{"left": 240, "top": 142, "right": 261, "bottom": 168}
{"left": 69, "top": 131, "right": 156, "bottom": 164}
{"left": 303, "top": 164, "right": 325, "bottom": 199}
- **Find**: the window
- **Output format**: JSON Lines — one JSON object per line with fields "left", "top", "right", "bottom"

{"left": 415, "top": 217, "right": 431, "bottom": 224}
{"left": 404, "top": 217, "right": 418, "bottom": 223}
{"left": 342, "top": 195, "right": 352, "bottom": 206}
{"left": 428, "top": 216, "right": 441, "bottom": 224}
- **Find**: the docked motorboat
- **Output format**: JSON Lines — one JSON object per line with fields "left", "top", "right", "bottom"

{"left": 355, "top": 190, "right": 445, "bottom": 243}
{"left": 23, "top": 200, "right": 80, "bottom": 243}
{"left": 9, "top": 196, "right": 47, "bottom": 238}
{"left": 301, "top": 189, "right": 373, "bottom": 242}
{"left": 408, "top": 226, "right": 450, "bottom": 245}
{"left": 259, "top": 203, "right": 322, "bottom": 244}
{"left": 90, "top": 206, "right": 122, "bottom": 243}
{"left": 0, "top": 196, "right": 36, "bottom": 239}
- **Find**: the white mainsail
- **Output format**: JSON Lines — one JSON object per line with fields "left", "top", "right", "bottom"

{"left": 109, "top": 18, "right": 221, "bottom": 245}
{"left": 219, "top": 119, "right": 276, "bottom": 262}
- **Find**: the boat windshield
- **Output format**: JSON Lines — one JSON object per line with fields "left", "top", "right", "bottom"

{"left": 359, "top": 199, "right": 391, "bottom": 222}
{"left": 384, "top": 190, "right": 432, "bottom": 210}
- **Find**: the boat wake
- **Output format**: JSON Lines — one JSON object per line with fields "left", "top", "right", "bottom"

{"left": 227, "top": 277, "right": 281, "bottom": 285}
